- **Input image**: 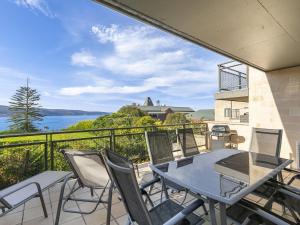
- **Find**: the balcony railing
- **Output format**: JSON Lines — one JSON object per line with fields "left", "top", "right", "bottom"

{"left": 0, "top": 122, "right": 208, "bottom": 189}
{"left": 218, "top": 61, "right": 248, "bottom": 91}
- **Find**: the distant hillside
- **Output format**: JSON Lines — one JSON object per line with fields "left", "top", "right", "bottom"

{"left": 0, "top": 105, "right": 109, "bottom": 117}
{"left": 187, "top": 109, "right": 214, "bottom": 121}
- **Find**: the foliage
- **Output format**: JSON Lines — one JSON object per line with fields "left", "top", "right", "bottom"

{"left": 117, "top": 105, "right": 145, "bottom": 117}
{"left": 0, "top": 147, "right": 45, "bottom": 189}
{"left": 9, "top": 80, "right": 43, "bottom": 132}
{"left": 164, "top": 113, "right": 189, "bottom": 125}
{"left": 65, "top": 120, "right": 94, "bottom": 130}
{"left": 0, "top": 102, "right": 206, "bottom": 188}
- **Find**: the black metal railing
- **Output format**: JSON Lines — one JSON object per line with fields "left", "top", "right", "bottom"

{"left": 0, "top": 122, "right": 208, "bottom": 188}
{"left": 218, "top": 61, "right": 248, "bottom": 91}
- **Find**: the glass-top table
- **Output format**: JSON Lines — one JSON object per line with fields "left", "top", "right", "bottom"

{"left": 149, "top": 149, "right": 292, "bottom": 225}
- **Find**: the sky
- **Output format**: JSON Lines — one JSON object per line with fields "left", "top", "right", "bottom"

{"left": 0, "top": 0, "right": 227, "bottom": 112}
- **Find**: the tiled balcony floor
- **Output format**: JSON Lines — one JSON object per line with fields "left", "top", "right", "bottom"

{"left": 0, "top": 166, "right": 298, "bottom": 225}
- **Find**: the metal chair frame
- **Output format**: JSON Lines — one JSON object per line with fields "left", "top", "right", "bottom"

{"left": 55, "top": 150, "right": 114, "bottom": 225}
{"left": 103, "top": 150, "right": 206, "bottom": 225}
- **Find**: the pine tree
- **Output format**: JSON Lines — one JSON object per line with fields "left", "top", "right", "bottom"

{"left": 9, "top": 79, "right": 43, "bottom": 132}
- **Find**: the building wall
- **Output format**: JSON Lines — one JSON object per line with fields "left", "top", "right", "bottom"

{"left": 248, "top": 66, "right": 300, "bottom": 163}
{"left": 215, "top": 100, "right": 248, "bottom": 122}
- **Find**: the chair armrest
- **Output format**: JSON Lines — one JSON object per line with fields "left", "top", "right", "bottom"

{"left": 1, "top": 182, "right": 41, "bottom": 199}
{"left": 163, "top": 199, "right": 204, "bottom": 225}
{"left": 283, "top": 167, "right": 300, "bottom": 174}
{"left": 140, "top": 177, "right": 160, "bottom": 190}
{"left": 237, "top": 199, "right": 295, "bottom": 225}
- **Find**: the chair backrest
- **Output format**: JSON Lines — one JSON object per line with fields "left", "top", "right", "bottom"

{"left": 249, "top": 128, "right": 283, "bottom": 157}
{"left": 61, "top": 149, "right": 110, "bottom": 188}
{"left": 177, "top": 128, "right": 199, "bottom": 157}
{"left": 145, "top": 130, "right": 174, "bottom": 165}
{"left": 102, "top": 150, "right": 152, "bottom": 225}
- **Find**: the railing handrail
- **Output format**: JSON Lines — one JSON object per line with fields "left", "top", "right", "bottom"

{"left": 0, "top": 122, "right": 206, "bottom": 138}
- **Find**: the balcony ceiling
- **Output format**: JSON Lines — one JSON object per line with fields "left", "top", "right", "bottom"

{"left": 94, "top": 0, "right": 300, "bottom": 71}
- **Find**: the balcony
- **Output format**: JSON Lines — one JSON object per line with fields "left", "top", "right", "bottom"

{"left": 215, "top": 62, "right": 248, "bottom": 102}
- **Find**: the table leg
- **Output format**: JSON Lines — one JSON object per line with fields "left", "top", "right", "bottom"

{"left": 219, "top": 202, "right": 227, "bottom": 225}
{"left": 208, "top": 198, "right": 217, "bottom": 225}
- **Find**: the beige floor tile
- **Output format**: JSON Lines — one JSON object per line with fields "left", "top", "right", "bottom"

{"left": 22, "top": 215, "right": 54, "bottom": 225}
{"left": 23, "top": 203, "right": 52, "bottom": 223}
{"left": 61, "top": 217, "right": 86, "bottom": 225}
{"left": 110, "top": 202, "right": 126, "bottom": 219}
{"left": 0, "top": 210, "right": 23, "bottom": 225}
{"left": 83, "top": 208, "right": 109, "bottom": 225}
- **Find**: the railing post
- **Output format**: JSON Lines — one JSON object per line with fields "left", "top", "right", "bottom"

{"left": 110, "top": 129, "right": 115, "bottom": 151}
{"left": 44, "top": 134, "right": 48, "bottom": 171}
{"left": 238, "top": 72, "right": 242, "bottom": 89}
{"left": 182, "top": 124, "right": 186, "bottom": 153}
{"left": 50, "top": 134, "right": 54, "bottom": 170}
{"left": 205, "top": 123, "right": 209, "bottom": 150}
{"left": 218, "top": 65, "right": 221, "bottom": 91}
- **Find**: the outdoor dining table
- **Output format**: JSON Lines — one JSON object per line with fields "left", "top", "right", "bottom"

{"left": 149, "top": 149, "right": 293, "bottom": 225}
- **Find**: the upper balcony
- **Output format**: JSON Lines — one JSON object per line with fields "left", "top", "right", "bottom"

{"left": 215, "top": 61, "right": 249, "bottom": 102}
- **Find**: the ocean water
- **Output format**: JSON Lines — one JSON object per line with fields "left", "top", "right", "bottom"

{"left": 0, "top": 115, "right": 102, "bottom": 131}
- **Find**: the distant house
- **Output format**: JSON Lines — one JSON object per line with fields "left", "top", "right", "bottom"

{"left": 136, "top": 97, "right": 194, "bottom": 121}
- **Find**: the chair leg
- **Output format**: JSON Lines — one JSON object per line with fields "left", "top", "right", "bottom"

{"left": 203, "top": 203, "right": 208, "bottom": 215}
{"left": 55, "top": 175, "right": 71, "bottom": 225}
{"left": 90, "top": 188, "right": 94, "bottom": 197}
{"left": 106, "top": 184, "right": 114, "bottom": 225}
{"left": 36, "top": 184, "right": 48, "bottom": 218}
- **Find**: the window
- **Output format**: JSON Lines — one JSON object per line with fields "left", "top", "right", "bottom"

{"left": 224, "top": 108, "right": 231, "bottom": 117}
{"left": 224, "top": 108, "right": 240, "bottom": 119}
{"left": 231, "top": 109, "right": 240, "bottom": 119}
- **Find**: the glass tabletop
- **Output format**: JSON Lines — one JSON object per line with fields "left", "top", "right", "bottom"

{"left": 150, "top": 149, "right": 292, "bottom": 204}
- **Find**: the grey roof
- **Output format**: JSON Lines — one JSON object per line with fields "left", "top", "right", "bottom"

{"left": 138, "top": 106, "right": 194, "bottom": 113}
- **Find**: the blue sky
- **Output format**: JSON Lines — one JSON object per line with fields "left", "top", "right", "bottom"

{"left": 0, "top": 0, "right": 227, "bottom": 112}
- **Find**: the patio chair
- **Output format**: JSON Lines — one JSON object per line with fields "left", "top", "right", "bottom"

{"left": 0, "top": 170, "right": 71, "bottom": 218}
{"left": 249, "top": 128, "right": 283, "bottom": 157}
{"left": 263, "top": 180, "right": 300, "bottom": 224}
{"left": 249, "top": 128, "right": 284, "bottom": 198}
{"left": 176, "top": 128, "right": 200, "bottom": 157}
{"left": 145, "top": 131, "right": 187, "bottom": 199}
{"left": 55, "top": 150, "right": 114, "bottom": 225}
{"left": 102, "top": 149, "right": 207, "bottom": 225}
{"left": 226, "top": 198, "right": 296, "bottom": 225}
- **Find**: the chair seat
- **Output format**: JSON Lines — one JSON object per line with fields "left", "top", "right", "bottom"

{"left": 149, "top": 199, "right": 204, "bottom": 225}
{"left": 252, "top": 183, "right": 276, "bottom": 199}
{"left": 0, "top": 171, "right": 71, "bottom": 207}
{"left": 227, "top": 204, "right": 277, "bottom": 225}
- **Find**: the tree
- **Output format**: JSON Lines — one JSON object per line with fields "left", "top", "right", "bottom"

{"left": 9, "top": 80, "right": 43, "bottom": 132}
{"left": 117, "top": 105, "right": 145, "bottom": 117}
{"left": 164, "top": 112, "right": 189, "bottom": 125}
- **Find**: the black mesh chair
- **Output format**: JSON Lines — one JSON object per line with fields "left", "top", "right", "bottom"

{"left": 103, "top": 150, "right": 206, "bottom": 225}
{"left": 177, "top": 128, "right": 200, "bottom": 157}
{"left": 145, "top": 130, "right": 175, "bottom": 165}
{"left": 248, "top": 128, "right": 284, "bottom": 198}
{"left": 145, "top": 130, "right": 187, "bottom": 198}
{"left": 263, "top": 181, "right": 300, "bottom": 224}
{"left": 249, "top": 128, "right": 283, "bottom": 157}
{"left": 226, "top": 198, "right": 296, "bottom": 225}
{"left": 55, "top": 150, "right": 114, "bottom": 225}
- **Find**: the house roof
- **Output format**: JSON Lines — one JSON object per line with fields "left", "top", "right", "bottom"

{"left": 138, "top": 106, "right": 194, "bottom": 113}
{"left": 94, "top": 0, "right": 300, "bottom": 71}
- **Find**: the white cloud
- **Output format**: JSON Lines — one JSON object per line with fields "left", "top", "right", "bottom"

{"left": 64, "top": 24, "right": 224, "bottom": 99}
{"left": 71, "top": 50, "right": 97, "bottom": 67}
{"left": 14, "top": 0, "right": 55, "bottom": 17}
{"left": 59, "top": 69, "right": 216, "bottom": 97}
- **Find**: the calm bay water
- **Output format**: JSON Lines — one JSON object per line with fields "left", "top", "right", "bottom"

{"left": 0, "top": 115, "right": 102, "bottom": 131}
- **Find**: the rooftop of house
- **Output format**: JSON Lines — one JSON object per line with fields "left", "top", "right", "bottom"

{"left": 136, "top": 97, "right": 194, "bottom": 114}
